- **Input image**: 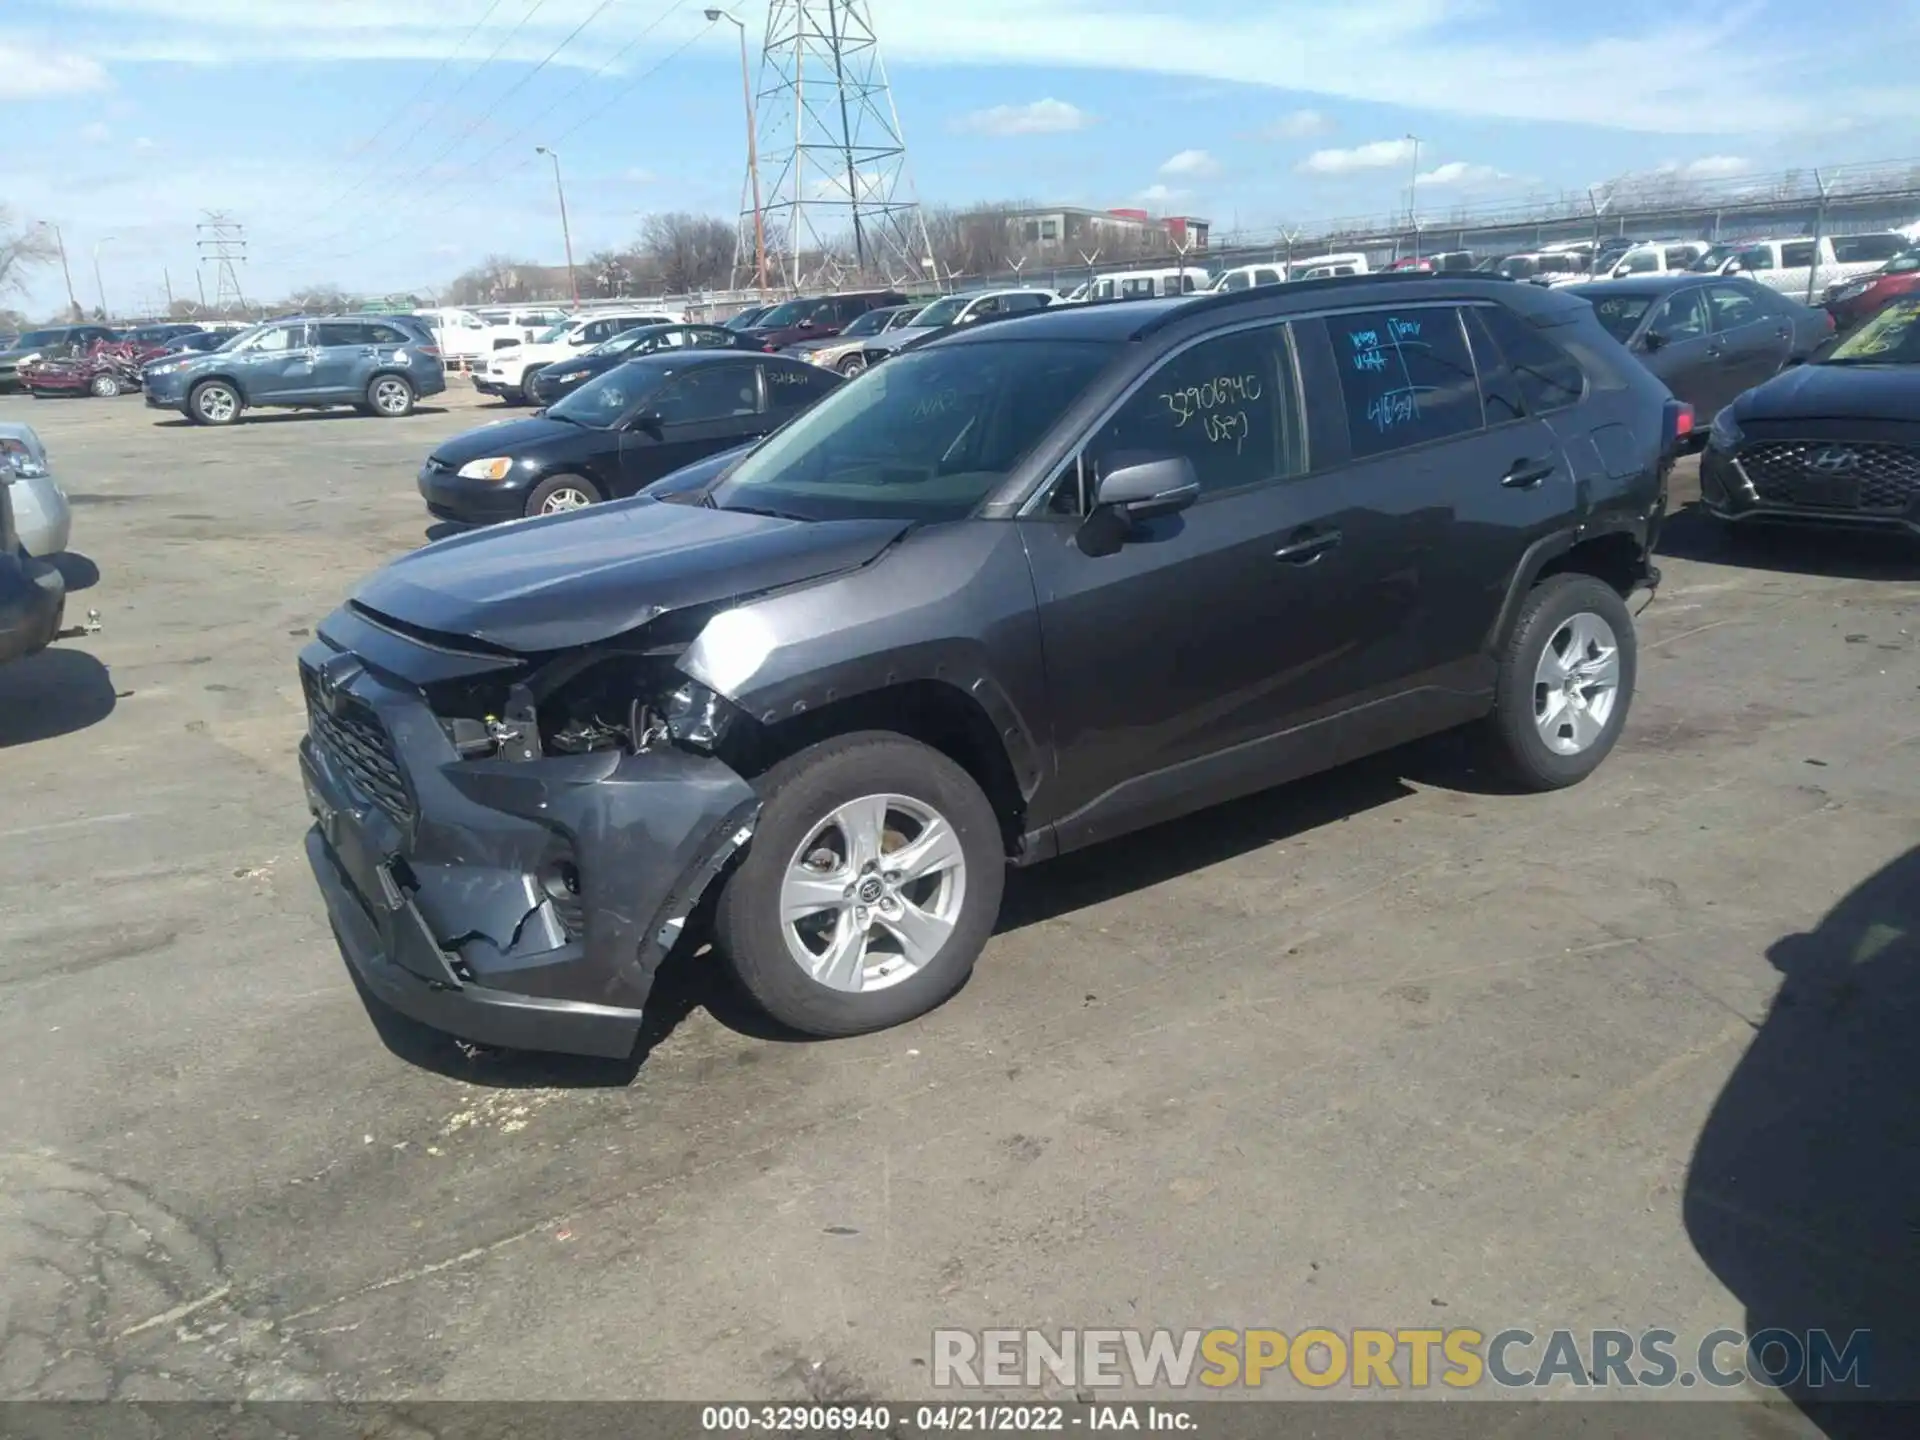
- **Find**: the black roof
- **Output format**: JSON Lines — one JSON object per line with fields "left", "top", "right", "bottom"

{"left": 1561, "top": 274, "right": 1713, "bottom": 298}
{"left": 937, "top": 272, "right": 1588, "bottom": 346}
{"left": 610, "top": 348, "right": 809, "bottom": 374}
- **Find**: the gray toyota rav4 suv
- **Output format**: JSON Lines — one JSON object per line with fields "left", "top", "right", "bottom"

{"left": 300, "top": 274, "right": 1685, "bottom": 1058}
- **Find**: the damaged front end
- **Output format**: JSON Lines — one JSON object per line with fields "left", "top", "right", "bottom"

{"left": 299, "top": 599, "right": 761, "bottom": 1059}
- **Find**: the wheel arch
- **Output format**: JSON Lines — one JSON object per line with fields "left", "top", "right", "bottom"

{"left": 1485, "top": 523, "right": 1653, "bottom": 655}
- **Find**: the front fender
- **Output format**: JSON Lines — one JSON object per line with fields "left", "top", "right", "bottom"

{"left": 678, "top": 521, "right": 1052, "bottom": 803}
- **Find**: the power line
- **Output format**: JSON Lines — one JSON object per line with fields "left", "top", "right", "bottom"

{"left": 275, "top": 2, "right": 703, "bottom": 274}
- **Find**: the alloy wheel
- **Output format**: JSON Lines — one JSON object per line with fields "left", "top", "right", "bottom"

{"left": 371, "top": 378, "right": 411, "bottom": 415}
{"left": 1533, "top": 611, "right": 1621, "bottom": 756}
{"left": 538, "top": 486, "right": 593, "bottom": 514}
{"left": 778, "top": 793, "right": 967, "bottom": 993}
{"left": 197, "top": 385, "right": 237, "bottom": 423}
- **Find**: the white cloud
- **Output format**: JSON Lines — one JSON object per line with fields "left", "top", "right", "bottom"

{"left": 1263, "top": 109, "right": 1333, "bottom": 139}
{"left": 1134, "top": 183, "right": 1188, "bottom": 207}
{"left": 1662, "top": 155, "right": 1750, "bottom": 180}
{"left": 0, "top": 42, "right": 111, "bottom": 97}
{"left": 1417, "top": 161, "right": 1507, "bottom": 187}
{"left": 80, "top": 121, "right": 113, "bottom": 144}
{"left": 1299, "top": 137, "right": 1417, "bottom": 175}
{"left": 133, "top": 136, "right": 158, "bottom": 151}
{"left": 624, "top": 167, "right": 657, "bottom": 184}
{"left": 950, "top": 98, "right": 1092, "bottom": 136}
{"left": 1159, "top": 148, "right": 1218, "bottom": 178}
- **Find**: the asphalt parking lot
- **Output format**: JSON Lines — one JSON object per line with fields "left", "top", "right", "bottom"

{"left": 1, "top": 385, "right": 1915, "bottom": 1411}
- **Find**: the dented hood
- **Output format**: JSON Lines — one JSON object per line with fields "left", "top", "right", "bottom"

{"left": 352, "top": 496, "right": 909, "bottom": 654}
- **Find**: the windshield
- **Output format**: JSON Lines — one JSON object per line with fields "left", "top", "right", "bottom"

{"left": 705, "top": 339, "right": 1114, "bottom": 523}
{"left": 593, "top": 325, "right": 668, "bottom": 356}
{"left": 1580, "top": 291, "right": 1656, "bottom": 344}
{"left": 546, "top": 362, "right": 661, "bottom": 428}
{"left": 723, "top": 307, "right": 766, "bottom": 330}
{"left": 840, "top": 309, "right": 890, "bottom": 338}
{"left": 1689, "top": 244, "right": 1740, "bottom": 273}
{"left": 1496, "top": 257, "right": 1538, "bottom": 279}
{"left": 533, "top": 322, "right": 573, "bottom": 344}
{"left": 754, "top": 298, "right": 818, "bottom": 327}
{"left": 907, "top": 295, "right": 968, "bottom": 328}
{"left": 1827, "top": 298, "right": 1920, "bottom": 364}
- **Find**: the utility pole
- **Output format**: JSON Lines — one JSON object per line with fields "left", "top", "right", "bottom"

{"left": 164, "top": 267, "right": 175, "bottom": 312}
{"left": 1406, "top": 133, "right": 1422, "bottom": 263}
{"left": 534, "top": 146, "right": 578, "bottom": 308}
{"left": 36, "top": 223, "right": 80, "bottom": 319}
{"left": 708, "top": 9, "right": 768, "bottom": 293}
{"left": 92, "top": 236, "right": 115, "bottom": 321}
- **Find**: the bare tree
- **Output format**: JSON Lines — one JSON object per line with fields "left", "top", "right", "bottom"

{"left": 637, "top": 213, "right": 735, "bottom": 295}
{"left": 288, "top": 282, "right": 353, "bottom": 313}
{"left": 446, "top": 255, "right": 538, "bottom": 306}
{"left": 0, "top": 209, "right": 59, "bottom": 299}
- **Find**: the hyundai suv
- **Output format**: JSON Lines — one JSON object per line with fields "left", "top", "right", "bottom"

{"left": 143, "top": 315, "right": 446, "bottom": 424}
{"left": 299, "top": 275, "right": 1682, "bottom": 1058}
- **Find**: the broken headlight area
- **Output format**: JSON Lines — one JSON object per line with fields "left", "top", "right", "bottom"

{"left": 427, "top": 657, "right": 742, "bottom": 763}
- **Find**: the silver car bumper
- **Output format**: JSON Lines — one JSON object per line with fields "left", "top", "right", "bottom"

{"left": 6, "top": 472, "right": 70, "bottom": 558}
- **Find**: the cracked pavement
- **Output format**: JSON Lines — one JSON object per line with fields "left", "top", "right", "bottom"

{"left": 1, "top": 388, "right": 1915, "bottom": 1408}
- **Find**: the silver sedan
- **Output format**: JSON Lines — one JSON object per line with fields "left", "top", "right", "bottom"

{"left": 0, "top": 422, "right": 71, "bottom": 557}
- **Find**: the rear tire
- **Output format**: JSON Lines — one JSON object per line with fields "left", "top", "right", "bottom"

{"left": 523, "top": 474, "right": 603, "bottom": 516}
{"left": 187, "top": 379, "right": 240, "bottom": 426}
{"left": 367, "top": 374, "right": 415, "bottom": 417}
{"left": 1483, "top": 573, "right": 1637, "bottom": 791}
{"left": 714, "top": 732, "right": 1005, "bottom": 1037}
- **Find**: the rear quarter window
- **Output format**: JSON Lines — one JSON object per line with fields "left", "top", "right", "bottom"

{"left": 1470, "top": 305, "right": 1586, "bottom": 416}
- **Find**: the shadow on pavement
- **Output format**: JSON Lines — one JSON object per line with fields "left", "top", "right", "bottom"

{"left": 0, "top": 647, "right": 116, "bottom": 746}
{"left": 150, "top": 406, "right": 448, "bottom": 429}
{"left": 1685, "top": 844, "right": 1920, "bottom": 1435}
{"left": 47, "top": 552, "right": 100, "bottom": 591}
{"left": 1659, "top": 503, "right": 1920, "bottom": 582}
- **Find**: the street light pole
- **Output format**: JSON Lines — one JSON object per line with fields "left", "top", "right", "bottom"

{"left": 707, "top": 8, "right": 767, "bottom": 294}
{"left": 534, "top": 146, "right": 578, "bottom": 308}
{"left": 33, "top": 223, "right": 80, "bottom": 318}
{"left": 92, "top": 236, "right": 116, "bottom": 321}
{"left": 1406, "top": 134, "right": 1422, "bottom": 264}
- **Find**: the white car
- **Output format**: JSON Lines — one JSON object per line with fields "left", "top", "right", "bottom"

{"left": 1688, "top": 231, "right": 1911, "bottom": 301}
{"left": 1492, "top": 251, "right": 1594, "bottom": 287}
{"left": 855, "top": 289, "right": 1058, "bottom": 361}
{"left": 0, "top": 423, "right": 70, "bottom": 558}
{"left": 1598, "top": 240, "right": 1712, "bottom": 280}
{"left": 477, "top": 312, "right": 683, "bottom": 403}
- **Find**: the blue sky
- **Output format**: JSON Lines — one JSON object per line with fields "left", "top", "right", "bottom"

{"left": 4, "top": 0, "right": 1917, "bottom": 316}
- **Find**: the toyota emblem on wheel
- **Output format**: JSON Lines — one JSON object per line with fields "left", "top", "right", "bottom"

{"left": 1808, "top": 448, "right": 1859, "bottom": 473}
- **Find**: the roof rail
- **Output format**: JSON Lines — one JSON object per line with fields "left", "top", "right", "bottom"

{"left": 1134, "top": 269, "right": 1464, "bottom": 335}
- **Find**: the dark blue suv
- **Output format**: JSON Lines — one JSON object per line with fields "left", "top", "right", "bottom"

{"left": 143, "top": 314, "right": 446, "bottom": 425}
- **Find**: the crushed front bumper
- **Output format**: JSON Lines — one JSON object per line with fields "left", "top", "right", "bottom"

{"left": 298, "top": 617, "right": 758, "bottom": 1057}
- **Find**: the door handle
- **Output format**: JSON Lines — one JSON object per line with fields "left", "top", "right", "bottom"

{"left": 1501, "top": 457, "right": 1555, "bottom": 489}
{"left": 1273, "top": 528, "right": 1342, "bottom": 563}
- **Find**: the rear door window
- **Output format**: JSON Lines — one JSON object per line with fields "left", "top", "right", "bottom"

{"left": 1619, "top": 250, "right": 1659, "bottom": 275}
{"left": 652, "top": 364, "right": 761, "bottom": 423}
{"left": 1663, "top": 246, "right": 1699, "bottom": 269}
{"left": 315, "top": 322, "right": 375, "bottom": 347}
{"left": 1705, "top": 283, "right": 1764, "bottom": 332}
{"left": 1832, "top": 233, "right": 1906, "bottom": 264}
{"left": 1324, "top": 306, "right": 1485, "bottom": 459}
{"left": 1780, "top": 241, "right": 1817, "bottom": 268}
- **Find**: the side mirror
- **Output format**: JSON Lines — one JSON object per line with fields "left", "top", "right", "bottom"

{"left": 1095, "top": 455, "right": 1201, "bottom": 522}
{"left": 630, "top": 410, "right": 665, "bottom": 439}
{"left": 798, "top": 318, "right": 816, "bottom": 329}
{"left": 1640, "top": 330, "right": 1668, "bottom": 352}
{"left": 1722, "top": 261, "right": 1743, "bottom": 274}
{"left": 1612, "top": 265, "right": 1630, "bottom": 279}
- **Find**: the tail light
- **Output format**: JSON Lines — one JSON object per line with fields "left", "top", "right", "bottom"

{"left": 1823, "top": 311, "right": 1836, "bottom": 332}
{"left": 417, "top": 344, "right": 442, "bottom": 358}
{"left": 1664, "top": 400, "right": 1694, "bottom": 457}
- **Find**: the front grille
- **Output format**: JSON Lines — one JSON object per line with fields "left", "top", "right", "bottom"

{"left": 301, "top": 665, "right": 413, "bottom": 829}
{"left": 1737, "top": 441, "right": 1920, "bottom": 514}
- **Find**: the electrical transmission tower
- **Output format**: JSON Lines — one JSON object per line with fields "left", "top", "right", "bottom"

{"left": 746, "top": 0, "right": 933, "bottom": 291}
{"left": 195, "top": 211, "right": 248, "bottom": 315}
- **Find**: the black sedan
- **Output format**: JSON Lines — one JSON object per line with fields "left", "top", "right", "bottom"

{"left": 419, "top": 350, "right": 842, "bottom": 523}
{"left": 1700, "top": 295, "right": 1920, "bottom": 536}
{"left": 525, "top": 323, "right": 749, "bottom": 405}
{"left": 1565, "top": 275, "right": 1831, "bottom": 429}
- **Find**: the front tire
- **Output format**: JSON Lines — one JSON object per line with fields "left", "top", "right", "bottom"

{"left": 714, "top": 732, "right": 1005, "bottom": 1037}
{"left": 188, "top": 380, "right": 240, "bottom": 426}
{"left": 523, "top": 474, "right": 603, "bottom": 516}
{"left": 1484, "top": 573, "right": 1637, "bottom": 791}
{"left": 837, "top": 353, "right": 869, "bottom": 377}
{"left": 367, "top": 374, "right": 415, "bottom": 417}
{"left": 90, "top": 372, "right": 122, "bottom": 398}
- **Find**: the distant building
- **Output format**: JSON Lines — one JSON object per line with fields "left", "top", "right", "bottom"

{"left": 1003, "top": 205, "right": 1210, "bottom": 255}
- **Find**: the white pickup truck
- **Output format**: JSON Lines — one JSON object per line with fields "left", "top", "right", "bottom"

{"left": 476, "top": 310, "right": 684, "bottom": 403}
{"left": 1685, "top": 232, "right": 1910, "bottom": 300}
